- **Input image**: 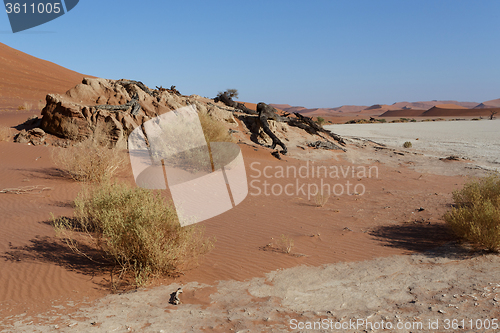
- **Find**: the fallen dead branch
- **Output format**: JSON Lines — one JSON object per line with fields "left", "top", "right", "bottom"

{"left": 0, "top": 185, "right": 53, "bottom": 194}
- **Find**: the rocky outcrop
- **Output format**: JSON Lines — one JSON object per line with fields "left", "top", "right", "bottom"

{"left": 35, "top": 77, "right": 345, "bottom": 157}
{"left": 39, "top": 78, "right": 236, "bottom": 147}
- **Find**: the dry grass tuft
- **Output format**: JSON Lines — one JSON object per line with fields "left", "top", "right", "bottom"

{"left": 0, "top": 126, "right": 12, "bottom": 142}
{"left": 276, "top": 234, "right": 294, "bottom": 254}
{"left": 403, "top": 141, "right": 412, "bottom": 148}
{"left": 444, "top": 174, "right": 500, "bottom": 252}
{"left": 51, "top": 124, "right": 128, "bottom": 183}
{"left": 198, "top": 110, "right": 234, "bottom": 144}
{"left": 314, "top": 191, "right": 330, "bottom": 207}
{"left": 54, "top": 181, "right": 214, "bottom": 287}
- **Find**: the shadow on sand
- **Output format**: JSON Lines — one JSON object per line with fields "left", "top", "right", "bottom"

{"left": 2, "top": 232, "right": 115, "bottom": 290}
{"left": 369, "top": 222, "right": 483, "bottom": 259}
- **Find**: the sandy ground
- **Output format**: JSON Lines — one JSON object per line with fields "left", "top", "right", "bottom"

{"left": 1, "top": 111, "right": 499, "bottom": 332}
{"left": 4, "top": 244, "right": 500, "bottom": 333}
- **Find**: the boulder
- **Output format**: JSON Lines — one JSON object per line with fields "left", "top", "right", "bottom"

{"left": 14, "top": 128, "right": 47, "bottom": 145}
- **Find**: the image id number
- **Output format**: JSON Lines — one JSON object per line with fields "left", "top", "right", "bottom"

{"left": 5, "top": 2, "right": 61, "bottom": 14}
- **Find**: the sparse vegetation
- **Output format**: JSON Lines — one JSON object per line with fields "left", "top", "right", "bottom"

{"left": 314, "top": 191, "right": 330, "bottom": 207}
{"left": 490, "top": 110, "right": 498, "bottom": 120}
{"left": 276, "top": 234, "right": 294, "bottom": 254}
{"left": 54, "top": 180, "right": 214, "bottom": 287}
{"left": 350, "top": 117, "right": 387, "bottom": 124}
{"left": 403, "top": 141, "right": 412, "bottom": 148}
{"left": 0, "top": 126, "right": 11, "bottom": 142}
{"left": 316, "top": 117, "right": 326, "bottom": 126}
{"left": 51, "top": 124, "right": 128, "bottom": 183}
{"left": 217, "top": 88, "right": 239, "bottom": 99}
{"left": 444, "top": 174, "right": 500, "bottom": 252}
{"left": 390, "top": 118, "right": 416, "bottom": 123}
{"left": 198, "top": 110, "right": 234, "bottom": 144}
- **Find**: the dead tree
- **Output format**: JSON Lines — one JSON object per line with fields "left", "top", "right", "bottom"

{"left": 490, "top": 110, "right": 498, "bottom": 120}
{"left": 287, "top": 112, "right": 346, "bottom": 147}
{"left": 214, "top": 92, "right": 257, "bottom": 115}
{"left": 94, "top": 93, "right": 141, "bottom": 115}
{"left": 257, "top": 102, "right": 288, "bottom": 154}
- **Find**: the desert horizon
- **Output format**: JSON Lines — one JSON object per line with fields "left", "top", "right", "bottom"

{"left": 1, "top": 3, "right": 500, "bottom": 330}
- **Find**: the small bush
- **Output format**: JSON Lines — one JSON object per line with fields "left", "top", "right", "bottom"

{"left": 51, "top": 126, "right": 128, "bottom": 183}
{"left": 54, "top": 181, "right": 214, "bottom": 286}
{"left": 444, "top": 174, "right": 500, "bottom": 252}
{"left": 0, "top": 126, "right": 11, "bottom": 142}
{"left": 316, "top": 117, "right": 326, "bottom": 126}
{"left": 217, "top": 89, "right": 239, "bottom": 99}
{"left": 403, "top": 141, "right": 412, "bottom": 148}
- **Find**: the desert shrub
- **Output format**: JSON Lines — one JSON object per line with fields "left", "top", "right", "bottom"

{"left": 0, "top": 126, "right": 11, "bottom": 142}
{"left": 51, "top": 125, "right": 128, "bottom": 183}
{"left": 316, "top": 117, "right": 326, "bottom": 126}
{"left": 403, "top": 141, "right": 412, "bottom": 148}
{"left": 54, "top": 181, "right": 214, "bottom": 286}
{"left": 217, "top": 88, "right": 239, "bottom": 99}
{"left": 444, "top": 174, "right": 500, "bottom": 251}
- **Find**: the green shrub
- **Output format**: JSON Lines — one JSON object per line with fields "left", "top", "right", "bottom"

{"left": 54, "top": 181, "right": 214, "bottom": 286}
{"left": 444, "top": 174, "right": 500, "bottom": 251}
{"left": 316, "top": 117, "right": 326, "bottom": 126}
{"left": 403, "top": 141, "right": 412, "bottom": 148}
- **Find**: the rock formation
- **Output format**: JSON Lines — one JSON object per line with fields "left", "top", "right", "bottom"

{"left": 30, "top": 77, "right": 345, "bottom": 158}
{"left": 39, "top": 78, "right": 236, "bottom": 147}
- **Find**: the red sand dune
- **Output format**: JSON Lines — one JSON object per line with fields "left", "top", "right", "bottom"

{"left": 422, "top": 106, "right": 500, "bottom": 117}
{"left": 391, "top": 100, "right": 478, "bottom": 110}
{"left": 475, "top": 98, "right": 500, "bottom": 109}
{"left": 378, "top": 109, "right": 429, "bottom": 118}
{"left": 380, "top": 106, "right": 500, "bottom": 118}
{"left": 431, "top": 103, "right": 467, "bottom": 109}
{"left": 0, "top": 42, "right": 89, "bottom": 109}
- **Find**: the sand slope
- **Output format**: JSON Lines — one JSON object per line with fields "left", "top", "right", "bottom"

{"left": 0, "top": 43, "right": 89, "bottom": 109}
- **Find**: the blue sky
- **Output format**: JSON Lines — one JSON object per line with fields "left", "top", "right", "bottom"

{"left": 1, "top": 0, "right": 499, "bottom": 108}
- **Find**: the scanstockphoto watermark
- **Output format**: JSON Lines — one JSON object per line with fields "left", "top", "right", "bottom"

{"left": 249, "top": 161, "right": 379, "bottom": 199}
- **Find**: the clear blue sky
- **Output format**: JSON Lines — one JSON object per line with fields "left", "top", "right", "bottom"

{"left": 1, "top": 0, "right": 499, "bottom": 108}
